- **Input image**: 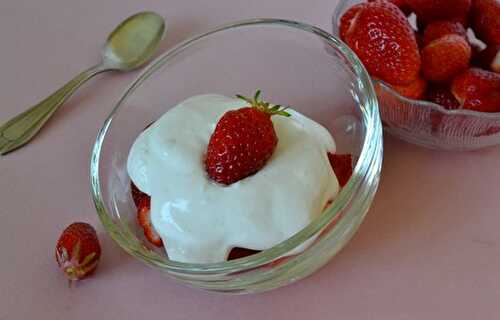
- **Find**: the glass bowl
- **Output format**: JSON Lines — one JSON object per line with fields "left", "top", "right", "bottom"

{"left": 91, "top": 18, "right": 382, "bottom": 294}
{"left": 332, "top": 0, "right": 500, "bottom": 151}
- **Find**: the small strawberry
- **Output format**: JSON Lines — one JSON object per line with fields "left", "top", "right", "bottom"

{"left": 422, "top": 20, "right": 467, "bottom": 46}
{"left": 343, "top": 1, "right": 421, "bottom": 85}
{"left": 425, "top": 85, "right": 461, "bottom": 109}
{"left": 451, "top": 68, "right": 500, "bottom": 112}
{"left": 131, "top": 181, "right": 150, "bottom": 209}
{"left": 328, "top": 153, "right": 353, "bottom": 187}
{"left": 55, "top": 222, "right": 101, "bottom": 283}
{"left": 391, "top": 75, "right": 428, "bottom": 99}
{"left": 406, "top": 0, "right": 471, "bottom": 26}
{"left": 137, "top": 197, "right": 163, "bottom": 247}
{"left": 422, "top": 34, "right": 471, "bottom": 82}
{"left": 205, "top": 90, "right": 290, "bottom": 185}
{"left": 339, "top": 3, "right": 366, "bottom": 41}
{"left": 471, "top": 0, "right": 500, "bottom": 45}
{"left": 473, "top": 45, "right": 500, "bottom": 73}
{"left": 368, "top": 0, "right": 413, "bottom": 15}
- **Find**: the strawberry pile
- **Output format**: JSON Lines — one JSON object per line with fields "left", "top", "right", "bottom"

{"left": 339, "top": 0, "right": 499, "bottom": 113}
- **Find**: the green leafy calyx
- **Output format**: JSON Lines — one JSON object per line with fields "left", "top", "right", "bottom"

{"left": 236, "top": 90, "right": 291, "bottom": 117}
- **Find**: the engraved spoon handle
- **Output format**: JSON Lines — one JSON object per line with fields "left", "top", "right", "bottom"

{"left": 0, "top": 65, "right": 107, "bottom": 155}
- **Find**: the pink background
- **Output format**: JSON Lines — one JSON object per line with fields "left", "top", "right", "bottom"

{"left": 1, "top": 0, "right": 500, "bottom": 319}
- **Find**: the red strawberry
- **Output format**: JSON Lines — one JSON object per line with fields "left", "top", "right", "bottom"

{"left": 205, "top": 90, "right": 290, "bottom": 185}
{"left": 425, "top": 85, "right": 461, "bottom": 109}
{"left": 391, "top": 75, "right": 428, "bottom": 99}
{"left": 368, "top": 0, "right": 413, "bottom": 14}
{"left": 227, "top": 247, "right": 260, "bottom": 260}
{"left": 55, "top": 222, "right": 101, "bottom": 282}
{"left": 471, "top": 0, "right": 500, "bottom": 45}
{"left": 137, "top": 197, "right": 163, "bottom": 247}
{"left": 451, "top": 68, "right": 500, "bottom": 112}
{"left": 343, "top": 1, "right": 421, "bottom": 85}
{"left": 131, "top": 181, "right": 150, "bottom": 209}
{"left": 473, "top": 45, "right": 500, "bottom": 72}
{"left": 339, "top": 3, "right": 366, "bottom": 41}
{"left": 328, "top": 153, "right": 353, "bottom": 187}
{"left": 406, "top": 0, "right": 471, "bottom": 26}
{"left": 422, "top": 34, "right": 471, "bottom": 82}
{"left": 422, "top": 20, "right": 466, "bottom": 46}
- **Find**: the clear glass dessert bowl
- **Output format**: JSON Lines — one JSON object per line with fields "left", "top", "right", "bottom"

{"left": 333, "top": 0, "right": 500, "bottom": 151}
{"left": 90, "top": 18, "right": 382, "bottom": 294}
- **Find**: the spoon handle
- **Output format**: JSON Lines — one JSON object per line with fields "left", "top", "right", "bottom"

{"left": 0, "top": 65, "right": 108, "bottom": 155}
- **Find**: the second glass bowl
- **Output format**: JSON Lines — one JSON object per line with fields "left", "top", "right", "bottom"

{"left": 91, "top": 18, "right": 382, "bottom": 293}
{"left": 333, "top": 0, "right": 500, "bottom": 151}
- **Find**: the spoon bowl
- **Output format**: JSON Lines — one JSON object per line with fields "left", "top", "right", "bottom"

{"left": 103, "top": 12, "right": 166, "bottom": 71}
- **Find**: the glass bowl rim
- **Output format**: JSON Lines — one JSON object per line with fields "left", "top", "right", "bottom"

{"left": 90, "top": 18, "right": 382, "bottom": 274}
{"left": 331, "top": 0, "right": 500, "bottom": 119}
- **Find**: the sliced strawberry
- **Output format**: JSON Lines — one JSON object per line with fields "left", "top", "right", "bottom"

{"left": 328, "top": 153, "right": 353, "bottom": 187}
{"left": 344, "top": 1, "right": 421, "bottom": 85}
{"left": 422, "top": 20, "right": 466, "bottom": 46}
{"left": 391, "top": 75, "right": 427, "bottom": 99}
{"left": 471, "top": 0, "right": 500, "bottom": 45}
{"left": 227, "top": 247, "right": 261, "bottom": 260}
{"left": 131, "top": 181, "right": 150, "bottom": 209}
{"left": 422, "top": 34, "right": 471, "bottom": 82}
{"left": 137, "top": 198, "right": 163, "bottom": 247}
{"left": 406, "top": 0, "right": 471, "bottom": 26}
{"left": 451, "top": 68, "right": 500, "bottom": 112}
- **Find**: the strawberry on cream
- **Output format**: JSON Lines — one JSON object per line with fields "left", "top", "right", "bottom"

{"left": 127, "top": 94, "right": 339, "bottom": 263}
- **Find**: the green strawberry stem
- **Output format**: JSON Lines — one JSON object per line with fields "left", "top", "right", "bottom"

{"left": 236, "top": 90, "right": 291, "bottom": 117}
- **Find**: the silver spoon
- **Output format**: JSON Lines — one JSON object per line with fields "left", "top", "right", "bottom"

{"left": 0, "top": 11, "right": 165, "bottom": 155}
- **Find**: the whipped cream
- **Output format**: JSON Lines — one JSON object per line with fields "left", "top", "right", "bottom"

{"left": 127, "top": 94, "right": 339, "bottom": 263}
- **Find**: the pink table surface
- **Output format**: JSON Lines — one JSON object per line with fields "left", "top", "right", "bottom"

{"left": 1, "top": 0, "right": 500, "bottom": 319}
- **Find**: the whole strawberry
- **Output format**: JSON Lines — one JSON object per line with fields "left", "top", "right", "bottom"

{"left": 451, "top": 68, "right": 500, "bottom": 112}
{"left": 406, "top": 0, "right": 471, "bottom": 26}
{"left": 391, "top": 75, "right": 428, "bottom": 99}
{"left": 55, "top": 222, "right": 101, "bottom": 282}
{"left": 471, "top": 0, "right": 500, "bottom": 45}
{"left": 421, "top": 34, "right": 471, "bottom": 82}
{"left": 339, "top": 3, "right": 366, "bottom": 41}
{"left": 425, "top": 85, "right": 461, "bottom": 109}
{"left": 341, "top": 1, "right": 421, "bottom": 85}
{"left": 422, "top": 20, "right": 467, "bottom": 46}
{"left": 368, "top": 0, "right": 413, "bottom": 15}
{"left": 205, "top": 90, "right": 290, "bottom": 185}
